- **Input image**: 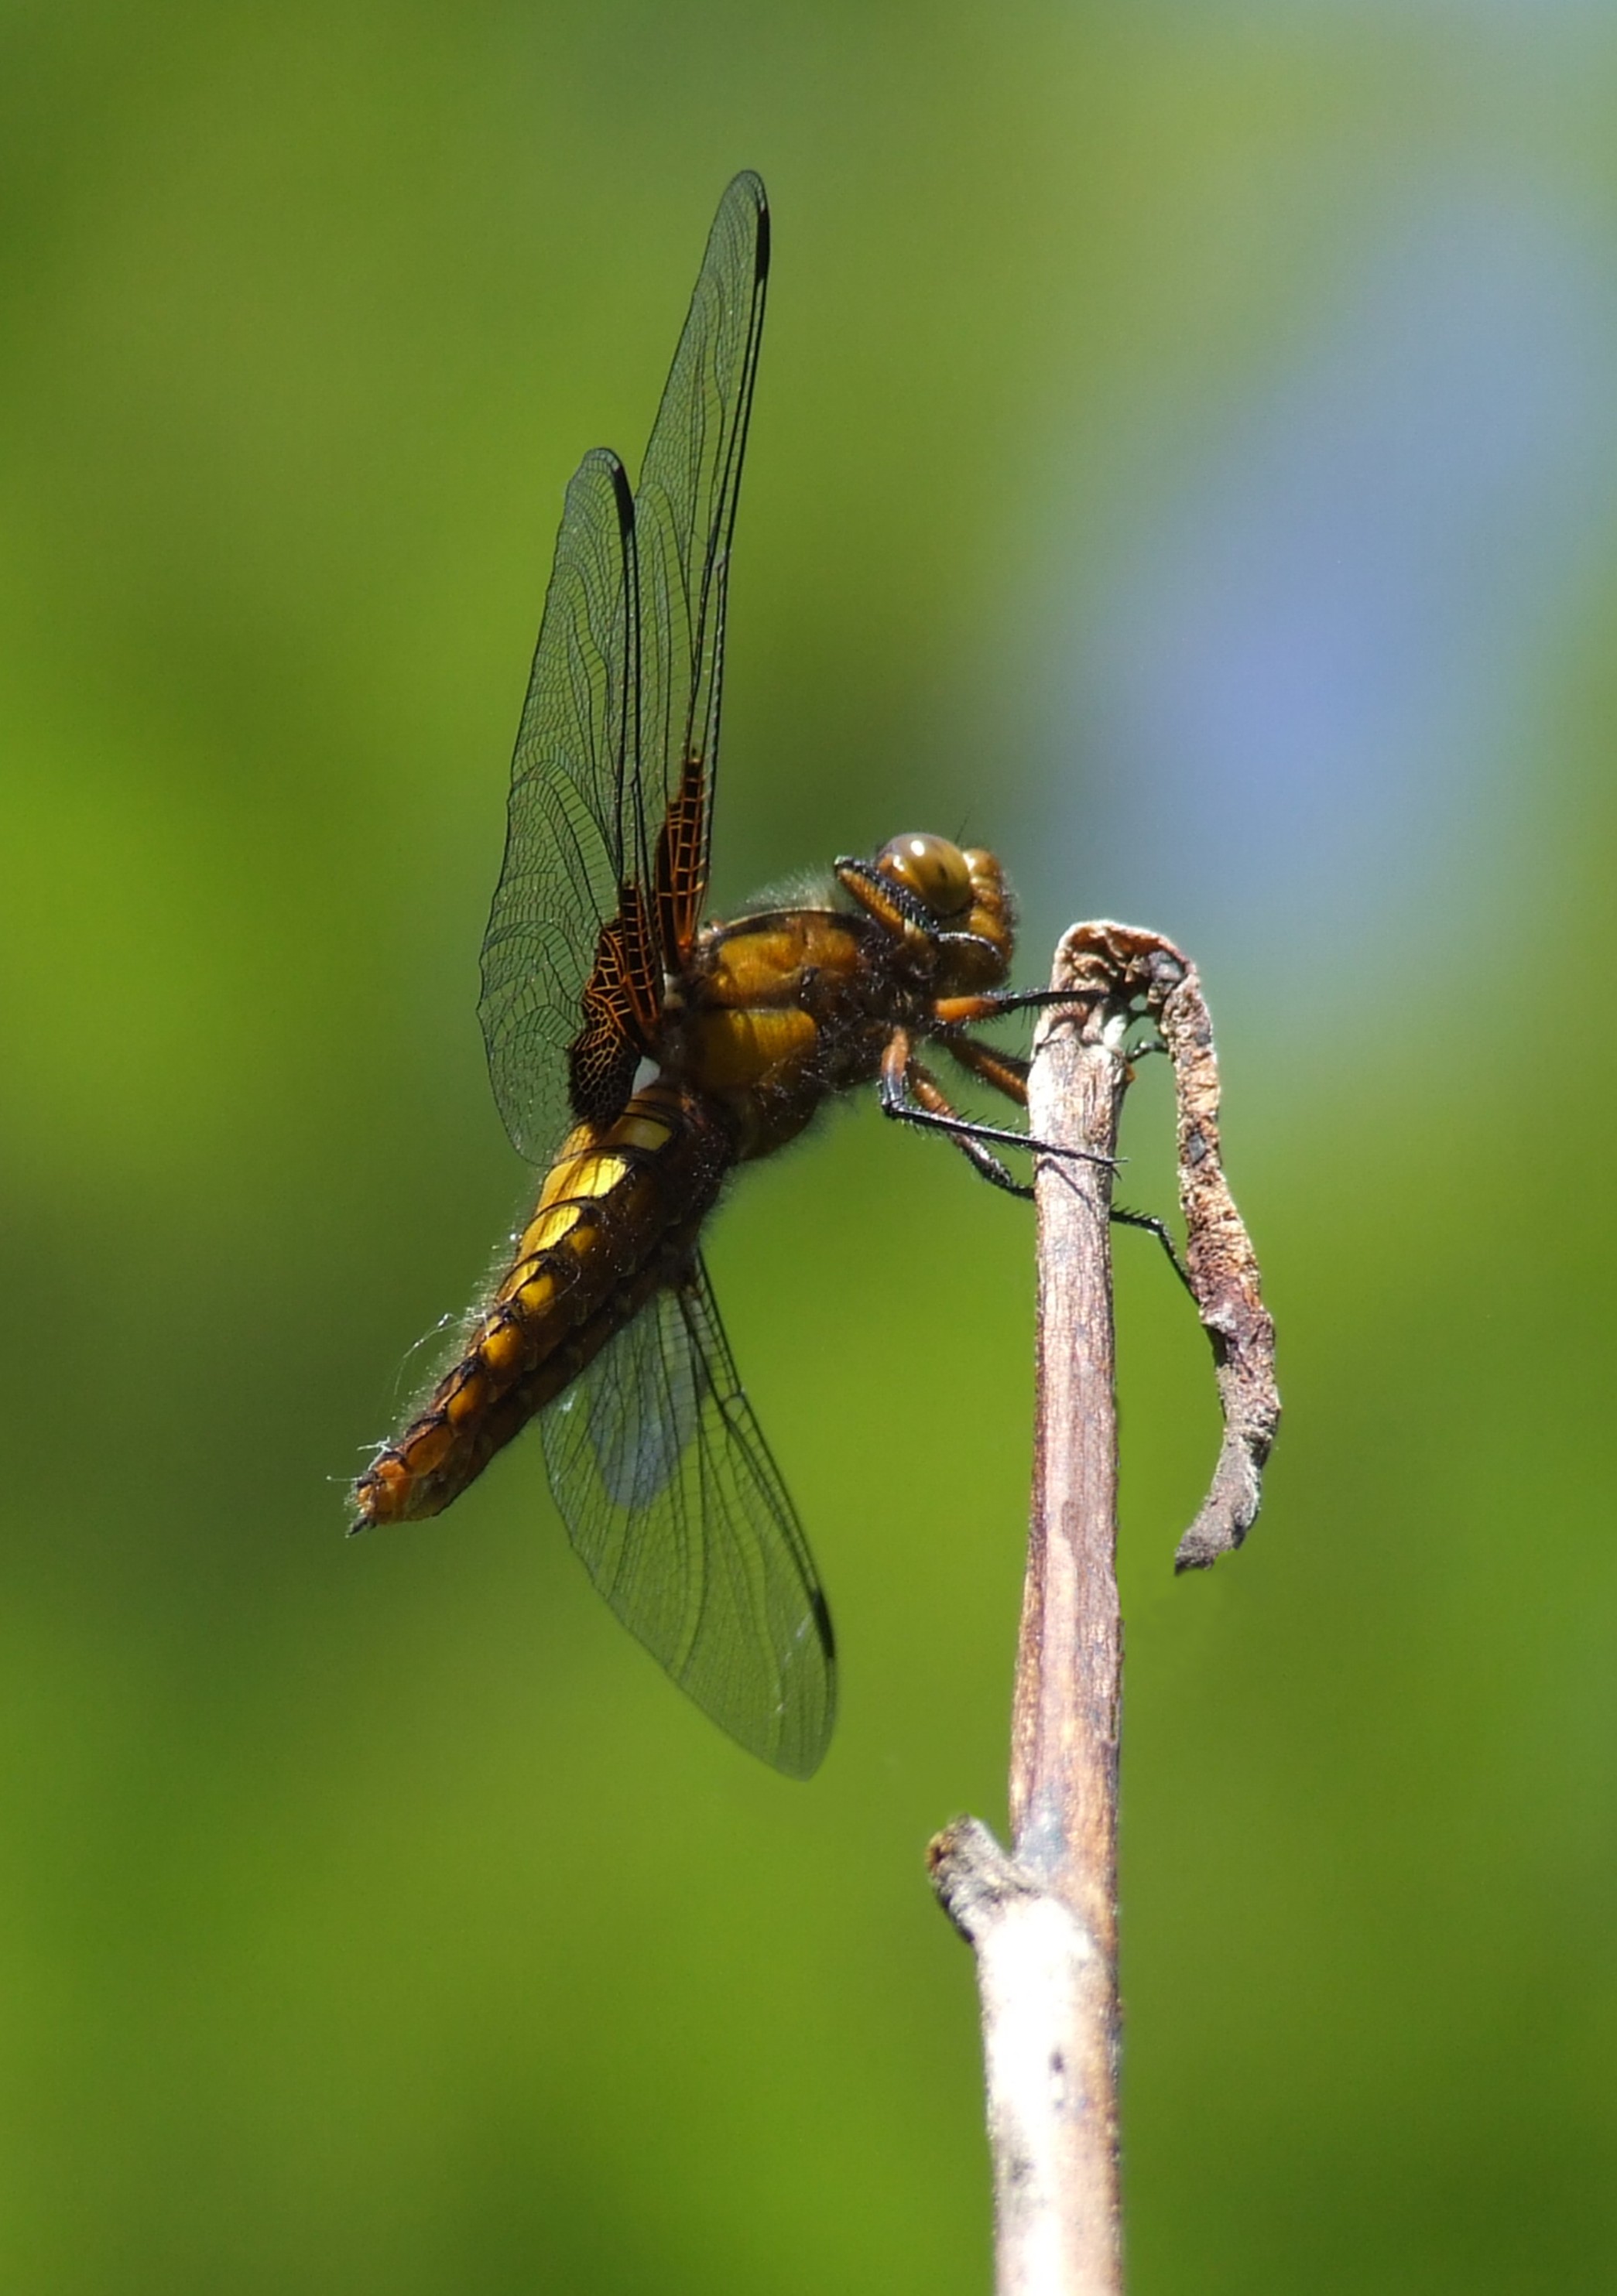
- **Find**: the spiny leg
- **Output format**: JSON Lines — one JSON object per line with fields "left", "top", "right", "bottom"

{"left": 938, "top": 992, "right": 1169, "bottom": 1076}
{"left": 900, "top": 1053, "right": 1033, "bottom": 1198}
{"left": 944, "top": 1030, "right": 1030, "bottom": 1105}
{"left": 943, "top": 1026, "right": 1190, "bottom": 1285}
{"left": 879, "top": 1029, "right": 1116, "bottom": 1173}
{"left": 1111, "top": 1203, "right": 1193, "bottom": 1293}
{"left": 933, "top": 988, "right": 1081, "bottom": 1028}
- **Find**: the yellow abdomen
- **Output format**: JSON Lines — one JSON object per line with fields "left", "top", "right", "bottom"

{"left": 352, "top": 1083, "right": 731, "bottom": 1528}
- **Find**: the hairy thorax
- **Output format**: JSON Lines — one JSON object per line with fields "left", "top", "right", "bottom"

{"left": 665, "top": 906, "right": 930, "bottom": 1158}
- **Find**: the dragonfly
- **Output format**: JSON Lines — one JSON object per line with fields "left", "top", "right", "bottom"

{"left": 353, "top": 173, "right": 1098, "bottom": 1775}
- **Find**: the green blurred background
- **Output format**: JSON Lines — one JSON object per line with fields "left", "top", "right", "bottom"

{"left": 2, "top": 2, "right": 1615, "bottom": 2289}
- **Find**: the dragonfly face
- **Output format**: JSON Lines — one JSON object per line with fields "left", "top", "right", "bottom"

{"left": 839, "top": 833, "right": 1016, "bottom": 994}
{"left": 353, "top": 177, "right": 1040, "bottom": 1778}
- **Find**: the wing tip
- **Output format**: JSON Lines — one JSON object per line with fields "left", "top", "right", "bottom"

{"left": 569, "top": 445, "right": 635, "bottom": 530}
{"left": 771, "top": 1706, "right": 836, "bottom": 1781}
{"left": 723, "top": 169, "right": 770, "bottom": 284}
{"left": 769, "top": 1613, "right": 837, "bottom": 1780}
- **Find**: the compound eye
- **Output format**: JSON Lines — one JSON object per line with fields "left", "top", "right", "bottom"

{"left": 877, "top": 833, "right": 973, "bottom": 918}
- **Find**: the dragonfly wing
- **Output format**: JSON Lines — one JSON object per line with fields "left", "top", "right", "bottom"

{"left": 478, "top": 446, "right": 639, "bottom": 1165}
{"left": 478, "top": 176, "right": 769, "bottom": 1162}
{"left": 541, "top": 1254, "right": 835, "bottom": 1778}
{"left": 634, "top": 172, "right": 769, "bottom": 944}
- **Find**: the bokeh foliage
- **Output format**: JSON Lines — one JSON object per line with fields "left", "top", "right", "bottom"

{"left": 2, "top": 2, "right": 1615, "bottom": 2289}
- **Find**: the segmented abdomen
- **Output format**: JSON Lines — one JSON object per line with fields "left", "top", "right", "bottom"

{"left": 352, "top": 1082, "right": 733, "bottom": 1528}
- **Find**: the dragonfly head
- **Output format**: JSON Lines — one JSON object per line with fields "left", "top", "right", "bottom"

{"left": 836, "top": 833, "right": 1016, "bottom": 990}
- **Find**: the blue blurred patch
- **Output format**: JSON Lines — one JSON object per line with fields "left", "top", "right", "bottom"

{"left": 1033, "top": 178, "right": 1617, "bottom": 998}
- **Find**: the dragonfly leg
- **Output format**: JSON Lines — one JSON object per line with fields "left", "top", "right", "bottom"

{"left": 933, "top": 987, "right": 1081, "bottom": 1027}
{"left": 938, "top": 991, "right": 1170, "bottom": 1067}
{"left": 918, "top": 1059, "right": 1033, "bottom": 1196}
{"left": 927, "top": 1022, "right": 1189, "bottom": 1276}
{"left": 933, "top": 1033, "right": 1189, "bottom": 1275}
{"left": 883, "top": 1045, "right": 1032, "bottom": 1195}
{"left": 944, "top": 1032, "right": 1030, "bottom": 1105}
{"left": 879, "top": 1030, "right": 1117, "bottom": 1173}
{"left": 1112, "top": 1203, "right": 1194, "bottom": 1293}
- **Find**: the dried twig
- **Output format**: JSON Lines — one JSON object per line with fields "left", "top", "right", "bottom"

{"left": 929, "top": 922, "right": 1278, "bottom": 2296}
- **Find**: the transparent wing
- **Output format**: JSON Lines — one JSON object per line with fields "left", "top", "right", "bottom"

{"left": 633, "top": 170, "right": 769, "bottom": 908}
{"left": 478, "top": 447, "right": 637, "bottom": 1164}
{"left": 477, "top": 176, "right": 769, "bottom": 1164}
{"left": 541, "top": 1255, "right": 835, "bottom": 1778}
